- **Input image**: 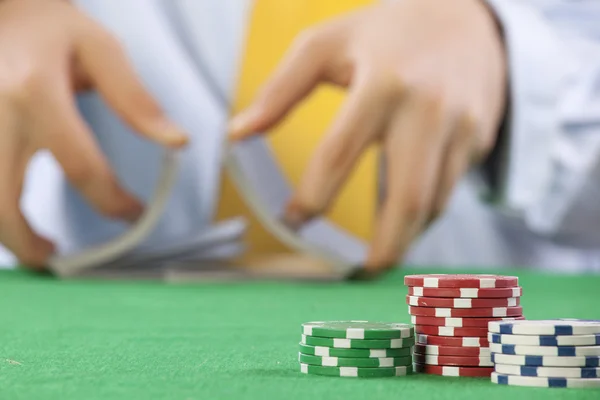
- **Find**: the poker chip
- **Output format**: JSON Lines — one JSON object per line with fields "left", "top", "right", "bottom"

{"left": 299, "top": 363, "right": 412, "bottom": 378}
{"left": 489, "top": 332, "right": 600, "bottom": 346}
{"left": 404, "top": 274, "right": 518, "bottom": 288}
{"left": 408, "top": 287, "right": 522, "bottom": 299}
{"left": 297, "top": 320, "right": 415, "bottom": 378}
{"left": 489, "top": 319, "right": 600, "bottom": 336}
{"left": 413, "top": 353, "right": 493, "bottom": 367}
{"left": 491, "top": 353, "right": 600, "bottom": 367}
{"left": 414, "top": 344, "right": 491, "bottom": 357}
{"left": 405, "top": 274, "right": 520, "bottom": 378}
{"left": 299, "top": 343, "right": 411, "bottom": 358}
{"left": 408, "top": 305, "right": 523, "bottom": 318}
{"left": 411, "top": 315, "right": 524, "bottom": 328}
{"left": 494, "top": 364, "right": 600, "bottom": 378}
{"left": 301, "top": 321, "right": 413, "bottom": 339}
{"left": 490, "top": 343, "right": 600, "bottom": 357}
{"left": 298, "top": 353, "right": 412, "bottom": 367}
{"left": 415, "top": 325, "right": 489, "bottom": 337}
{"left": 491, "top": 372, "right": 600, "bottom": 388}
{"left": 489, "top": 320, "right": 600, "bottom": 387}
{"left": 414, "top": 363, "right": 494, "bottom": 377}
{"left": 417, "top": 334, "right": 489, "bottom": 348}
{"left": 406, "top": 295, "right": 520, "bottom": 308}
{"left": 301, "top": 334, "right": 414, "bottom": 349}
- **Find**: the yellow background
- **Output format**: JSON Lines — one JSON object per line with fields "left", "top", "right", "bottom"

{"left": 217, "top": 0, "right": 377, "bottom": 254}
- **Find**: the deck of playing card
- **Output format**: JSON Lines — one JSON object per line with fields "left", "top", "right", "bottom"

{"left": 48, "top": 143, "right": 366, "bottom": 282}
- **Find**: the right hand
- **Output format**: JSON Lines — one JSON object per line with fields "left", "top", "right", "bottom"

{"left": 0, "top": 0, "right": 188, "bottom": 268}
{"left": 229, "top": 0, "right": 506, "bottom": 276}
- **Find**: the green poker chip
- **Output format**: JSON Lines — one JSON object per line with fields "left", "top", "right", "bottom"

{"left": 298, "top": 353, "right": 412, "bottom": 367}
{"left": 301, "top": 334, "right": 415, "bottom": 349}
{"left": 299, "top": 343, "right": 412, "bottom": 358}
{"left": 302, "top": 321, "right": 414, "bottom": 339}
{"left": 299, "top": 363, "right": 413, "bottom": 378}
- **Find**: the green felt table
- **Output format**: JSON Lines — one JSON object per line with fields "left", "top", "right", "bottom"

{"left": 1, "top": 267, "right": 599, "bottom": 400}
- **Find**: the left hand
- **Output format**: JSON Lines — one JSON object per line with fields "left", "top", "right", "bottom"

{"left": 228, "top": 0, "right": 507, "bottom": 275}
{"left": 0, "top": 0, "right": 188, "bottom": 268}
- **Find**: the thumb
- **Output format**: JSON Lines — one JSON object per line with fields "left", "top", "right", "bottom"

{"left": 228, "top": 30, "right": 331, "bottom": 141}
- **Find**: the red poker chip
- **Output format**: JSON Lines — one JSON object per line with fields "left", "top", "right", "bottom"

{"left": 408, "top": 286, "right": 523, "bottom": 298}
{"left": 406, "top": 295, "right": 520, "bottom": 308}
{"left": 414, "top": 344, "right": 490, "bottom": 357}
{"left": 415, "top": 325, "right": 489, "bottom": 337}
{"left": 408, "top": 305, "right": 523, "bottom": 318}
{"left": 414, "top": 363, "right": 494, "bottom": 377}
{"left": 404, "top": 274, "right": 518, "bottom": 288}
{"left": 411, "top": 315, "right": 525, "bottom": 328}
{"left": 416, "top": 334, "right": 489, "bottom": 347}
{"left": 413, "top": 352, "right": 493, "bottom": 367}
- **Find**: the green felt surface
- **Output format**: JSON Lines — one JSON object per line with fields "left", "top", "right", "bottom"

{"left": 1, "top": 267, "right": 599, "bottom": 400}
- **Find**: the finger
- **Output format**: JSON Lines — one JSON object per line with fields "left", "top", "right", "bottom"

{"left": 426, "top": 114, "right": 476, "bottom": 228}
{"left": 0, "top": 107, "right": 54, "bottom": 268}
{"left": 0, "top": 204, "right": 55, "bottom": 269}
{"left": 282, "top": 79, "right": 390, "bottom": 228}
{"left": 73, "top": 21, "right": 188, "bottom": 148}
{"left": 366, "top": 97, "right": 452, "bottom": 271}
{"left": 34, "top": 77, "right": 144, "bottom": 222}
{"left": 228, "top": 28, "right": 337, "bottom": 141}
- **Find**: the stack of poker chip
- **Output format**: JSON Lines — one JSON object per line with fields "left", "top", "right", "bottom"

{"left": 404, "top": 274, "right": 523, "bottom": 378}
{"left": 489, "top": 319, "right": 600, "bottom": 388}
{"left": 298, "top": 321, "right": 415, "bottom": 378}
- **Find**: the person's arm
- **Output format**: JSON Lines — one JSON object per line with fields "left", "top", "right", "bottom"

{"left": 481, "top": 0, "right": 600, "bottom": 247}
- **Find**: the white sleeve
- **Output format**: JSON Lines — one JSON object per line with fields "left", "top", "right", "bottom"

{"left": 482, "top": 0, "right": 600, "bottom": 248}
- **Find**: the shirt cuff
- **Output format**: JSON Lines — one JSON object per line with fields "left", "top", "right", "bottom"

{"left": 481, "top": 0, "right": 568, "bottom": 212}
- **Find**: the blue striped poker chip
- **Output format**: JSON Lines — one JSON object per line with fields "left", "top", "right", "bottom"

{"left": 492, "top": 372, "right": 600, "bottom": 388}
{"left": 495, "top": 364, "right": 600, "bottom": 378}
{"left": 492, "top": 353, "right": 600, "bottom": 367}
{"left": 490, "top": 343, "right": 600, "bottom": 357}
{"left": 488, "top": 332, "right": 600, "bottom": 346}
{"left": 489, "top": 320, "right": 600, "bottom": 336}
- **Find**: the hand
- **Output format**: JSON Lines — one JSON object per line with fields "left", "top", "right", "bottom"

{"left": 228, "top": 0, "right": 507, "bottom": 274}
{"left": 0, "top": 0, "right": 188, "bottom": 268}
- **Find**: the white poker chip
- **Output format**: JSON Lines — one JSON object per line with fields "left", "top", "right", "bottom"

{"left": 489, "top": 332, "right": 600, "bottom": 347}
{"left": 491, "top": 352, "right": 600, "bottom": 367}
{"left": 489, "top": 319, "right": 600, "bottom": 336}
{"left": 492, "top": 372, "right": 600, "bottom": 388}
{"left": 494, "top": 364, "right": 600, "bottom": 378}
{"left": 490, "top": 343, "right": 600, "bottom": 357}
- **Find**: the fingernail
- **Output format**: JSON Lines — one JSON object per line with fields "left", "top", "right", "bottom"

{"left": 162, "top": 124, "right": 189, "bottom": 148}
{"left": 123, "top": 200, "right": 144, "bottom": 223}
{"left": 40, "top": 238, "right": 56, "bottom": 256}
{"left": 282, "top": 202, "right": 310, "bottom": 231}
{"left": 365, "top": 250, "right": 399, "bottom": 272}
{"left": 37, "top": 239, "right": 56, "bottom": 267}
{"left": 21, "top": 238, "right": 56, "bottom": 271}
{"left": 227, "top": 108, "right": 258, "bottom": 141}
{"left": 116, "top": 191, "right": 144, "bottom": 223}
